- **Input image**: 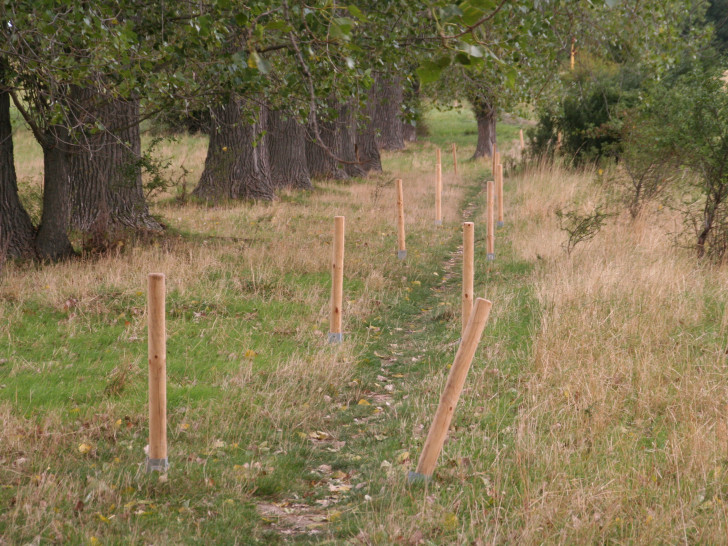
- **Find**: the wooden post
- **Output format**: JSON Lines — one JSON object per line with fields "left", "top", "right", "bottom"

{"left": 396, "top": 179, "right": 406, "bottom": 259}
{"left": 409, "top": 298, "right": 493, "bottom": 481}
{"left": 435, "top": 149, "right": 442, "bottom": 226}
{"left": 147, "top": 273, "right": 168, "bottom": 472}
{"left": 570, "top": 38, "right": 575, "bottom": 71}
{"left": 519, "top": 129, "right": 525, "bottom": 151}
{"left": 497, "top": 163, "right": 504, "bottom": 228}
{"left": 452, "top": 143, "right": 458, "bottom": 175}
{"left": 462, "top": 222, "right": 474, "bottom": 336}
{"left": 329, "top": 216, "right": 345, "bottom": 343}
{"left": 487, "top": 180, "right": 495, "bottom": 260}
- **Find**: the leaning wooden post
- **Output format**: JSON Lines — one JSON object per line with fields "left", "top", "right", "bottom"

{"left": 435, "top": 148, "right": 442, "bottom": 226}
{"left": 487, "top": 180, "right": 495, "bottom": 260}
{"left": 497, "top": 163, "right": 504, "bottom": 228}
{"left": 452, "top": 143, "right": 458, "bottom": 175}
{"left": 147, "top": 273, "right": 168, "bottom": 473}
{"left": 462, "top": 222, "right": 474, "bottom": 336}
{"left": 329, "top": 216, "right": 345, "bottom": 343}
{"left": 396, "top": 179, "right": 406, "bottom": 259}
{"left": 408, "top": 298, "right": 493, "bottom": 482}
{"left": 519, "top": 129, "right": 525, "bottom": 151}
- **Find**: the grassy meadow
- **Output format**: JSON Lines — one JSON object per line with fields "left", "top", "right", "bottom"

{"left": 2, "top": 106, "right": 728, "bottom": 544}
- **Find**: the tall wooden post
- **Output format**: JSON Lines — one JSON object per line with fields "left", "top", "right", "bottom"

{"left": 497, "top": 163, "right": 504, "bottom": 228}
{"left": 435, "top": 149, "right": 442, "bottom": 226}
{"left": 462, "top": 222, "right": 474, "bottom": 336}
{"left": 520, "top": 129, "right": 525, "bottom": 151}
{"left": 452, "top": 143, "right": 458, "bottom": 175}
{"left": 329, "top": 216, "right": 345, "bottom": 343}
{"left": 408, "top": 298, "right": 493, "bottom": 481}
{"left": 147, "top": 273, "right": 168, "bottom": 472}
{"left": 487, "top": 180, "right": 495, "bottom": 260}
{"left": 570, "top": 38, "right": 575, "bottom": 71}
{"left": 396, "top": 179, "right": 406, "bottom": 259}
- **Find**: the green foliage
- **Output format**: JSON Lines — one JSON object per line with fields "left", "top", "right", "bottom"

{"left": 641, "top": 63, "right": 728, "bottom": 258}
{"left": 609, "top": 110, "right": 677, "bottom": 218}
{"left": 531, "top": 59, "right": 645, "bottom": 163}
{"left": 555, "top": 205, "right": 612, "bottom": 255}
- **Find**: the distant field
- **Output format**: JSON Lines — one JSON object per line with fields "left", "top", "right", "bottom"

{"left": 4, "top": 108, "right": 727, "bottom": 544}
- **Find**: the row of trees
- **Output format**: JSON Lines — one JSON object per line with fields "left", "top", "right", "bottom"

{"left": 1, "top": 1, "right": 706, "bottom": 262}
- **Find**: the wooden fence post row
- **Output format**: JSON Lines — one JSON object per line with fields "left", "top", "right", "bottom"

{"left": 396, "top": 179, "right": 406, "bottom": 260}
{"left": 147, "top": 273, "right": 168, "bottom": 473}
{"left": 329, "top": 216, "right": 345, "bottom": 344}
{"left": 408, "top": 298, "right": 493, "bottom": 482}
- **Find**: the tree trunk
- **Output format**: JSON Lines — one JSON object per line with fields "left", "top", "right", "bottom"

{"left": 371, "top": 73, "right": 405, "bottom": 151}
{"left": 338, "top": 101, "right": 366, "bottom": 178}
{"left": 305, "top": 103, "right": 349, "bottom": 181}
{"left": 35, "top": 126, "right": 75, "bottom": 260}
{"left": 0, "top": 63, "right": 35, "bottom": 258}
{"left": 267, "top": 109, "right": 312, "bottom": 190}
{"left": 69, "top": 88, "right": 161, "bottom": 232}
{"left": 402, "top": 121, "right": 417, "bottom": 142}
{"left": 194, "top": 99, "right": 274, "bottom": 201}
{"left": 472, "top": 99, "right": 496, "bottom": 159}
{"left": 357, "top": 85, "right": 382, "bottom": 173}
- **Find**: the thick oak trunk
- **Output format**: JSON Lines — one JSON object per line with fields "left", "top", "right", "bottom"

{"left": 267, "top": 109, "right": 312, "bottom": 190}
{"left": 35, "top": 126, "right": 75, "bottom": 261}
{"left": 0, "top": 65, "right": 35, "bottom": 258}
{"left": 402, "top": 121, "right": 417, "bottom": 143}
{"left": 194, "top": 99, "right": 274, "bottom": 201}
{"left": 338, "top": 101, "right": 366, "bottom": 178}
{"left": 356, "top": 84, "right": 382, "bottom": 173}
{"left": 69, "top": 89, "right": 160, "bottom": 232}
{"left": 305, "top": 103, "right": 348, "bottom": 180}
{"left": 371, "top": 73, "right": 404, "bottom": 151}
{"left": 472, "top": 99, "right": 496, "bottom": 159}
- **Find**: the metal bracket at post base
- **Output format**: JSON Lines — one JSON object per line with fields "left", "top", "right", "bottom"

{"left": 486, "top": 253, "right": 495, "bottom": 261}
{"left": 434, "top": 220, "right": 442, "bottom": 226}
{"left": 397, "top": 250, "right": 407, "bottom": 260}
{"left": 146, "top": 457, "right": 169, "bottom": 473}
{"left": 407, "top": 470, "right": 431, "bottom": 484}
{"left": 497, "top": 221, "right": 504, "bottom": 228}
{"left": 328, "top": 332, "right": 342, "bottom": 344}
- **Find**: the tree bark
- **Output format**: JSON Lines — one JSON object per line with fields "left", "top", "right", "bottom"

{"left": 305, "top": 103, "right": 349, "bottom": 180}
{"left": 371, "top": 73, "right": 405, "bottom": 151}
{"left": 0, "top": 63, "right": 35, "bottom": 258}
{"left": 267, "top": 109, "right": 312, "bottom": 190}
{"left": 356, "top": 85, "right": 382, "bottom": 173}
{"left": 194, "top": 98, "right": 274, "bottom": 201}
{"left": 35, "top": 125, "right": 75, "bottom": 261}
{"left": 472, "top": 97, "right": 496, "bottom": 159}
{"left": 402, "top": 121, "right": 417, "bottom": 143}
{"left": 338, "top": 101, "right": 366, "bottom": 178}
{"left": 69, "top": 88, "right": 161, "bottom": 232}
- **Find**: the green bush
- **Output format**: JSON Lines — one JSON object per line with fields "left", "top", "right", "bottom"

{"left": 530, "top": 58, "right": 644, "bottom": 164}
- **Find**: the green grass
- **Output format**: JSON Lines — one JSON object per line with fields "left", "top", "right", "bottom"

{"left": 0, "top": 108, "right": 532, "bottom": 543}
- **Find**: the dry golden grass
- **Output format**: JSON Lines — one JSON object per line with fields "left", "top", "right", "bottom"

{"left": 508, "top": 161, "right": 728, "bottom": 543}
